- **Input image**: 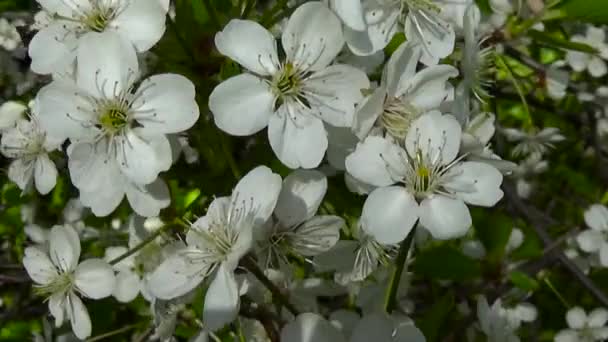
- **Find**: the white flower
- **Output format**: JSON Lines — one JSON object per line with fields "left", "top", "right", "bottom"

{"left": 346, "top": 111, "right": 504, "bottom": 243}
{"left": 0, "top": 101, "right": 27, "bottom": 131}
{"left": 476, "top": 296, "right": 524, "bottom": 342}
{"left": 257, "top": 170, "right": 343, "bottom": 269}
{"left": 577, "top": 204, "right": 608, "bottom": 267}
{"left": 460, "top": 4, "right": 494, "bottom": 102}
{"left": 209, "top": 2, "right": 369, "bottom": 169}
{"left": 566, "top": 25, "right": 608, "bottom": 78}
{"left": 22, "top": 225, "right": 115, "bottom": 340}
{"left": 555, "top": 307, "right": 608, "bottom": 342}
{"left": 488, "top": 0, "right": 514, "bottom": 29}
{"left": 329, "top": 0, "right": 366, "bottom": 31}
{"left": 353, "top": 41, "right": 458, "bottom": 141}
{"left": 502, "top": 127, "right": 565, "bottom": 157}
{"left": 342, "top": 0, "right": 471, "bottom": 65}
{"left": 546, "top": 62, "right": 569, "bottom": 100}
{"left": 1, "top": 116, "right": 60, "bottom": 195}
{"left": 148, "top": 166, "right": 282, "bottom": 331}
{"left": 29, "top": 0, "right": 168, "bottom": 74}
{"left": 0, "top": 18, "right": 21, "bottom": 51}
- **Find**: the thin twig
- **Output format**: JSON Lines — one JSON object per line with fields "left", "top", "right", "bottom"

{"left": 384, "top": 228, "right": 416, "bottom": 313}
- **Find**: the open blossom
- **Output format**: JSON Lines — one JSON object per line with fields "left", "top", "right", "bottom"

{"left": 148, "top": 166, "right": 282, "bottom": 331}
{"left": 346, "top": 111, "right": 503, "bottom": 243}
{"left": 36, "top": 32, "right": 198, "bottom": 216}
{"left": 566, "top": 25, "right": 608, "bottom": 78}
{"left": 209, "top": 1, "right": 369, "bottom": 169}
{"left": 502, "top": 127, "right": 565, "bottom": 157}
{"left": 460, "top": 4, "right": 494, "bottom": 103}
{"left": 257, "top": 170, "right": 343, "bottom": 269}
{"left": 29, "top": 0, "right": 169, "bottom": 74}
{"left": 0, "top": 18, "right": 21, "bottom": 51}
{"left": 339, "top": 0, "right": 471, "bottom": 64}
{"left": 476, "top": 296, "right": 537, "bottom": 342}
{"left": 577, "top": 204, "right": 608, "bottom": 267}
{"left": 353, "top": 40, "right": 458, "bottom": 142}
{"left": 22, "top": 225, "right": 115, "bottom": 339}
{"left": 1, "top": 115, "right": 60, "bottom": 195}
{"left": 555, "top": 307, "right": 608, "bottom": 342}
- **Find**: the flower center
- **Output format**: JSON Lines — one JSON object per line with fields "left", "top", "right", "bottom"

{"left": 98, "top": 104, "right": 130, "bottom": 134}
{"left": 34, "top": 272, "right": 74, "bottom": 297}
{"left": 272, "top": 63, "right": 305, "bottom": 106}
{"left": 380, "top": 98, "right": 420, "bottom": 140}
{"left": 78, "top": 2, "right": 120, "bottom": 33}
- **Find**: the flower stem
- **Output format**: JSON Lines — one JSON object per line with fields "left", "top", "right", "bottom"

{"left": 201, "top": 0, "right": 222, "bottom": 31}
{"left": 86, "top": 323, "right": 143, "bottom": 342}
{"left": 109, "top": 220, "right": 185, "bottom": 266}
{"left": 384, "top": 228, "right": 416, "bottom": 313}
{"left": 241, "top": 256, "right": 300, "bottom": 316}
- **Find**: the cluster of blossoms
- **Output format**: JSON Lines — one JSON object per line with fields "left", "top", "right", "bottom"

{"left": 1, "top": 0, "right": 608, "bottom": 341}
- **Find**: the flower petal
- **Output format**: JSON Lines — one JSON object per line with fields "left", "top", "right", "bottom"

{"left": 113, "top": 271, "right": 141, "bottom": 303}
{"left": 67, "top": 293, "right": 92, "bottom": 340}
{"left": 132, "top": 74, "right": 200, "bottom": 134}
{"left": 361, "top": 186, "right": 418, "bottom": 244}
{"left": 111, "top": 0, "right": 167, "bottom": 52}
{"left": 332, "top": 0, "right": 366, "bottom": 30}
{"left": 275, "top": 170, "right": 327, "bottom": 227}
{"left": 215, "top": 19, "right": 279, "bottom": 76}
{"left": 203, "top": 264, "right": 240, "bottom": 331}
{"left": 49, "top": 225, "right": 81, "bottom": 272}
{"left": 23, "top": 247, "right": 58, "bottom": 284}
{"left": 444, "top": 161, "right": 503, "bottom": 206}
{"left": 577, "top": 230, "right": 603, "bottom": 252}
{"left": 588, "top": 308, "right": 608, "bottom": 328}
{"left": 117, "top": 130, "right": 167, "bottom": 185}
{"left": 405, "top": 111, "right": 461, "bottom": 165}
{"left": 588, "top": 56, "right": 607, "bottom": 78}
{"left": 344, "top": 6, "right": 400, "bottom": 56}
{"left": 232, "top": 165, "right": 282, "bottom": 226}
{"left": 74, "top": 259, "right": 116, "bottom": 299}
{"left": 28, "top": 23, "right": 77, "bottom": 74}
{"left": 8, "top": 158, "right": 34, "bottom": 191}
{"left": 124, "top": 178, "right": 171, "bottom": 218}
{"left": 399, "top": 65, "right": 458, "bottom": 111}
{"left": 383, "top": 41, "right": 422, "bottom": 97}
{"left": 34, "top": 154, "right": 57, "bottom": 195}
{"left": 405, "top": 14, "right": 455, "bottom": 66}
{"left": 566, "top": 307, "right": 587, "bottom": 329}
{"left": 209, "top": 74, "right": 274, "bottom": 136}
{"left": 350, "top": 313, "right": 394, "bottom": 342}
{"left": 352, "top": 87, "right": 386, "bottom": 140}
{"left": 280, "top": 313, "right": 345, "bottom": 342}
{"left": 48, "top": 293, "right": 65, "bottom": 327}
{"left": 419, "top": 196, "right": 472, "bottom": 240}
{"left": 291, "top": 215, "right": 344, "bottom": 256}
{"left": 268, "top": 108, "right": 328, "bottom": 169}
{"left": 345, "top": 136, "right": 406, "bottom": 187}
{"left": 282, "top": 2, "right": 344, "bottom": 71}
{"left": 147, "top": 249, "right": 210, "bottom": 299}
{"left": 584, "top": 204, "right": 608, "bottom": 231}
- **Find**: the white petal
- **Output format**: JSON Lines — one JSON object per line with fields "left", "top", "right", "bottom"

{"left": 350, "top": 313, "right": 393, "bottom": 342}
{"left": 405, "top": 111, "right": 461, "bottom": 165}
{"left": 577, "top": 230, "right": 603, "bottom": 252}
{"left": 584, "top": 204, "right": 608, "bottom": 231}
{"left": 566, "top": 50, "right": 589, "bottom": 72}
{"left": 8, "top": 158, "right": 34, "bottom": 191}
{"left": 588, "top": 308, "right": 608, "bottom": 328}
{"left": 326, "top": 125, "right": 358, "bottom": 170}
{"left": 444, "top": 161, "right": 504, "bottom": 206}
{"left": 37, "top": 0, "right": 77, "bottom": 16}
{"left": 282, "top": 2, "right": 344, "bottom": 71}
{"left": 125, "top": 178, "right": 171, "bottom": 218}
{"left": 275, "top": 170, "right": 327, "bottom": 227}
{"left": 419, "top": 196, "right": 472, "bottom": 240}
{"left": 28, "top": 23, "right": 77, "bottom": 75}
{"left": 345, "top": 136, "right": 406, "bottom": 187}
{"left": 117, "top": 130, "right": 166, "bottom": 185}
{"left": 79, "top": 179, "right": 125, "bottom": 217}
{"left": 74, "top": 259, "right": 115, "bottom": 299}
{"left": 203, "top": 264, "right": 240, "bottom": 331}
{"left": 600, "top": 242, "right": 608, "bottom": 267}
{"left": 215, "top": 19, "right": 279, "bottom": 76}
{"left": 291, "top": 215, "right": 343, "bottom": 256}
{"left": 0, "top": 101, "right": 27, "bottom": 130}
{"left": 352, "top": 87, "right": 386, "bottom": 139}
{"left": 383, "top": 41, "right": 422, "bottom": 96}
{"left": 305, "top": 64, "right": 370, "bottom": 127}
{"left": 344, "top": 6, "right": 400, "bottom": 56}
{"left": 48, "top": 293, "right": 65, "bottom": 327}
{"left": 147, "top": 249, "right": 210, "bottom": 299}
{"left": 49, "top": 225, "right": 81, "bottom": 272}
{"left": 589, "top": 56, "right": 607, "bottom": 78}
{"left": 111, "top": 0, "right": 167, "bottom": 52}
{"left": 268, "top": 108, "right": 328, "bottom": 169}
{"left": 76, "top": 32, "right": 139, "bottom": 98}
{"left": 281, "top": 313, "right": 346, "bottom": 342}
{"left": 67, "top": 293, "right": 92, "bottom": 340}
{"left": 361, "top": 186, "right": 418, "bottom": 244}
{"left": 132, "top": 74, "right": 199, "bottom": 134}
{"left": 232, "top": 165, "right": 282, "bottom": 226}
{"left": 209, "top": 74, "right": 274, "bottom": 136}
{"left": 566, "top": 307, "right": 587, "bottom": 329}
{"left": 405, "top": 14, "right": 455, "bottom": 65}
{"left": 332, "top": 0, "right": 366, "bottom": 31}
{"left": 23, "top": 247, "right": 58, "bottom": 284}
{"left": 554, "top": 330, "right": 579, "bottom": 342}
{"left": 399, "top": 65, "right": 459, "bottom": 111}
{"left": 34, "top": 154, "right": 57, "bottom": 195}
{"left": 113, "top": 271, "right": 141, "bottom": 303}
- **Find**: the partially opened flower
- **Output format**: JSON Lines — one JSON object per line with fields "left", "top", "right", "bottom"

{"left": 555, "top": 307, "right": 608, "bottom": 342}
{"left": 346, "top": 111, "right": 503, "bottom": 243}
{"left": 29, "top": 0, "right": 168, "bottom": 74}
{"left": 476, "top": 296, "right": 533, "bottom": 342}
{"left": 1, "top": 115, "right": 60, "bottom": 195}
{"left": 502, "top": 127, "right": 565, "bottom": 157}
{"left": 566, "top": 25, "right": 608, "bottom": 78}
{"left": 577, "top": 204, "right": 608, "bottom": 267}
{"left": 257, "top": 170, "right": 343, "bottom": 269}
{"left": 209, "top": 2, "right": 369, "bottom": 169}
{"left": 148, "top": 166, "right": 282, "bottom": 331}
{"left": 353, "top": 40, "right": 458, "bottom": 142}
{"left": 22, "top": 225, "right": 115, "bottom": 339}
{"left": 460, "top": 4, "right": 494, "bottom": 103}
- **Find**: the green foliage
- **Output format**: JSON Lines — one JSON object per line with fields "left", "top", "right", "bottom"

{"left": 413, "top": 244, "right": 481, "bottom": 281}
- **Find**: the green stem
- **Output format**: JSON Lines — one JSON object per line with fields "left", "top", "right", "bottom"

{"left": 86, "top": 323, "right": 142, "bottom": 342}
{"left": 201, "top": 0, "right": 222, "bottom": 31}
{"left": 242, "top": 257, "right": 300, "bottom": 316}
{"left": 166, "top": 15, "right": 196, "bottom": 62}
{"left": 543, "top": 277, "right": 569, "bottom": 308}
{"left": 109, "top": 221, "right": 184, "bottom": 266}
{"left": 219, "top": 133, "right": 241, "bottom": 180}
{"left": 241, "top": 0, "right": 255, "bottom": 19}
{"left": 384, "top": 228, "right": 416, "bottom": 313}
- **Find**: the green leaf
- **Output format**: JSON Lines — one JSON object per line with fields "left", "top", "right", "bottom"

{"left": 509, "top": 271, "right": 540, "bottom": 291}
{"left": 413, "top": 244, "right": 481, "bottom": 280}
{"left": 472, "top": 210, "right": 514, "bottom": 260}
{"left": 553, "top": 0, "right": 608, "bottom": 25}
{"left": 528, "top": 29, "right": 597, "bottom": 53}
{"left": 416, "top": 293, "right": 455, "bottom": 342}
